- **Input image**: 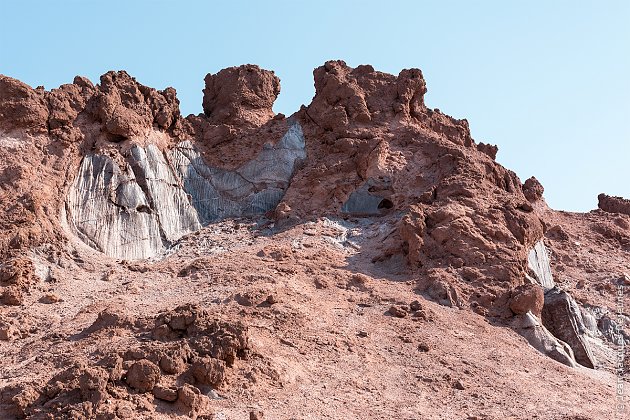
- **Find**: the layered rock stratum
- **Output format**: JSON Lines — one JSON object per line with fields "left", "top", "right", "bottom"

{"left": 0, "top": 62, "right": 627, "bottom": 419}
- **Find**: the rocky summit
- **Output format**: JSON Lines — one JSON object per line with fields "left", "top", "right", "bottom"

{"left": 0, "top": 61, "right": 627, "bottom": 419}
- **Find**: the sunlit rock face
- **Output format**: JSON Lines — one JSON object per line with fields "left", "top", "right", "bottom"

{"left": 527, "top": 240, "right": 555, "bottom": 290}
{"left": 65, "top": 123, "right": 306, "bottom": 259}
{"left": 65, "top": 153, "right": 171, "bottom": 260}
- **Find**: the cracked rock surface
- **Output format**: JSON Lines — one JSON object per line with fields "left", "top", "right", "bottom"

{"left": 66, "top": 123, "right": 305, "bottom": 259}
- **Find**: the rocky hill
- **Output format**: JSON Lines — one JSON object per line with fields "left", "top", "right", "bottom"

{"left": 0, "top": 62, "right": 627, "bottom": 419}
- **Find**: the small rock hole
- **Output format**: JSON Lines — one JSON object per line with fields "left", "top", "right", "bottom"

{"left": 136, "top": 205, "right": 152, "bottom": 214}
{"left": 378, "top": 199, "right": 393, "bottom": 210}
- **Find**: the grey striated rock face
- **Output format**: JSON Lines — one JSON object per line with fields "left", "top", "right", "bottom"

{"left": 542, "top": 288, "right": 597, "bottom": 369}
{"left": 522, "top": 241, "right": 597, "bottom": 369}
{"left": 169, "top": 122, "right": 306, "bottom": 224}
{"left": 512, "top": 311, "right": 578, "bottom": 368}
{"left": 65, "top": 122, "right": 306, "bottom": 259}
{"left": 129, "top": 145, "right": 202, "bottom": 243}
{"left": 527, "top": 240, "right": 555, "bottom": 290}
{"left": 65, "top": 154, "right": 167, "bottom": 260}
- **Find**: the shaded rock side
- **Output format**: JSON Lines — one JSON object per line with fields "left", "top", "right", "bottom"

{"left": 542, "top": 288, "right": 597, "bottom": 369}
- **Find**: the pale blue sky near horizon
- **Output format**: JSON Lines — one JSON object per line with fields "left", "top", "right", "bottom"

{"left": 1, "top": 0, "right": 628, "bottom": 212}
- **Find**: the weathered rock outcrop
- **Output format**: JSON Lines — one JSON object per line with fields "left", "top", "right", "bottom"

{"left": 542, "top": 288, "right": 597, "bottom": 368}
{"left": 64, "top": 142, "right": 202, "bottom": 259}
{"left": 0, "top": 61, "right": 609, "bottom": 373}
{"left": 1, "top": 305, "right": 249, "bottom": 418}
{"left": 87, "top": 71, "right": 182, "bottom": 138}
{"left": 283, "top": 60, "right": 545, "bottom": 318}
{"left": 203, "top": 65, "right": 280, "bottom": 127}
{"left": 524, "top": 240, "right": 598, "bottom": 368}
{"left": 523, "top": 176, "right": 544, "bottom": 203}
{"left": 598, "top": 193, "right": 630, "bottom": 216}
{"left": 169, "top": 121, "right": 305, "bottom": 225}
{"left": 527, "top": 240, "right": 555, "bottom": 290}
{"left": 0, "top": 61, "right": 547, "bottom": 312}
{"left": 512, "top": 311, "right": 577, "bottom": 368}
{"left": 0, "top": 76, "right": 49, "bottom": 133}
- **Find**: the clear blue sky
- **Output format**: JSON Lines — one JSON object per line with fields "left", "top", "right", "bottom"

{"left": 1, "top": 0, "right": 628, "bottom": 212}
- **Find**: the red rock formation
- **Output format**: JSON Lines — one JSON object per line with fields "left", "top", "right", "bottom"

{"left": 0, "top": 76, "right": 49, "bottom": 133}
{"left": 202, "top": 65, "right": 280, "bottom": 127}
{"left": 0, "top": 61, "right": 626, "bottom": 419}
{"left": 0, "top": 61, "right": 547, "bottom": 318}
{"left": 281, "top": 61, "right": 543, "bottom": 316}
{"left": 598, "top": 193, "right": 630, "bottom": 216}
{"left": 87, "top": 71, "right": 182, "bottom": 139}
{"left": 523, "top": 176, "right": 545, "bottom": 203}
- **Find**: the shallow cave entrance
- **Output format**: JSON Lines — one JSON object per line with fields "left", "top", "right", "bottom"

{"left": 378, "top": 199, "right": 394, "bottom": 210}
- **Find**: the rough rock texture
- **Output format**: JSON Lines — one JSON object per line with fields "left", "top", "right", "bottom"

{"left": 542, "top": 288, "right": 597, "bottom": 369}
{"left": 598, "top": 193, "right": 630, "bottom": 216}
{"left": 87, "top": 71, "right": 181, "bottom": 138}
{"left": 512, "top": 311, "right": 577, "bottom": 368}
{"left": 527, "top": 240, "right": 556, "bottom": 290}
{"left": 0, "top": 62, "right": 627, "bottom": 419}
{"left": 0, "top": 76, "right": 49, "bottom": 134}
{"left": 125, "top": 359, "right": 161, "bottom": 392}
{"left": 282, "top": 60, "right": 545, "bottom": 318}
{"left": 0, "top": 304, "right": 248, "bottom": 418}
{"left": 169, "top": 122, "right": 305, "bottom": 225}
{"left": 203, "top": 65, "right": 280, "bottom": 127}
{"left": 65, "top": 123, "right": 305, "bottom": 259}
{"left": 65, "top": 151, "right": 175, "bottom": 259}
{"left": 509, "top": 283, "right": 544, "bottom": 317}
{"left": 523, "top": 176, "right": 544, "bottom": 203}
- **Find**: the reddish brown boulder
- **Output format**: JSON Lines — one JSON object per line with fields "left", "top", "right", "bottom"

{"left": 78, "top": 367, "right": 109, "bottom": 405}
{"left": 202, "top": 65, "right": 280, "bottom": 126}
{"left": 176, "top": 384, "right": 209, "bottom": 417}
{"left": 39, "top": 292, "right": 61, "bottom": 304}
{"left": 509, "top": 284, "right": 544, "bottom": 317}
{"left": 153, "top": 385, "right": 178, "bottom": 402}
{"left": 190, "top": 357, "right": 226, "bottom": 386}
{"left": 388, "top": 305, "right": 408, "bottom": 318}
{"left": 1, "top": 286, "right": 23, "bottom": 306}
{"left": 125, "top": 359, "right": 161, "bottom": 392}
